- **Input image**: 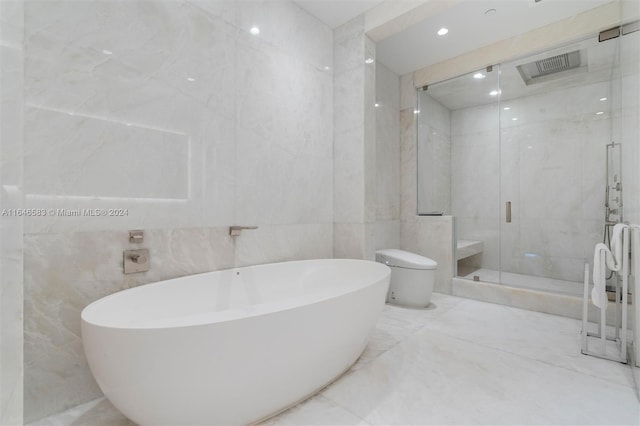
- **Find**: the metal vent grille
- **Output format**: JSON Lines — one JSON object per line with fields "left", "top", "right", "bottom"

{"left": 535, "top": 53, "right": 572, "bottom": 76}
{"left": 516, "top": 50, "right": 582, "bottom": 85}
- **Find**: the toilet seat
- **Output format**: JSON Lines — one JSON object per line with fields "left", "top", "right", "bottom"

{"left": 375, "top": 249, "right": 437, "bottom": 270}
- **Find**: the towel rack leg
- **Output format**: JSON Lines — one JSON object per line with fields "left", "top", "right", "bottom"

{"left": 600, "top": 251, "right": 607, "bottom": 354}
{"left": 581, "top": 263, "right": 589, "bottom": 354}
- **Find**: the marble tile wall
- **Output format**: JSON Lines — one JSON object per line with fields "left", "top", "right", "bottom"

{"left": 23, "top": 0, "right": 334, "bottom": 234}
{"left": 452, "top": 80, "right": 628, "bottom": 282}
{"left": 618, "top": 19, "right": 639, "bottom": 376}
{"left": 399, "top": 93, "right": 455, "bottom": 294}
{"left": 401, "top": 216, "right": 456, "bottom": 294}
{"left": 399, "top": 84, "right": 417, "bottom": 224}
{"left": 333, "top": 17, "right": 377, "bottom": 260}
{"left": 417, "top": 91, "right": 451, "bottom": 215}
{"left": 374, "top": 62, "right": 400, "bottom": 250}
{"left": 0, "top": 1, "right": 24, "bottom": 424}
{"left": 619, "top": 30, "right": 639, "bottom": 226}
{"left": 400, "top": 72, "right": 416, "bottom": 111}
{"left": 450, "top": 103, "right": 500, "bottom": 272}
{"left": 22, "top": 1, "right": 335, "bottom": 422}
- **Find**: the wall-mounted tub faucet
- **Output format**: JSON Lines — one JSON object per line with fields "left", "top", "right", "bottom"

{"left": 229, "top": 226, "right": 258, "bottom": 237}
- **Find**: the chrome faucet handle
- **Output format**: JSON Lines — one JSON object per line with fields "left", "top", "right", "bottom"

{"left": 229, "top": 226, "right": 259, "bottom": 237}
{"left": 130, "top": 253, "right": 148, "bottom": 264}
{"left": 123, "top": 249, "right": 150, "bottom": 274}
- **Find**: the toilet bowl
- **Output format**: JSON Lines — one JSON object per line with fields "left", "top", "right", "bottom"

{"left": 375, "top": 249, "right": 438, "bottom": 308}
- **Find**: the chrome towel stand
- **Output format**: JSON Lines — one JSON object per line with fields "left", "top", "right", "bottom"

{"left": 581, "top": 226, "right": 630, "bottom": 363}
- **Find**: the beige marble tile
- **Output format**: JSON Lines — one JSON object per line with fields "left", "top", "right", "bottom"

{"left": 0, "top": 2, "right": 24, "bottom": 424}
{"left": 23, "top": 227, "right": 234, "bottom": 423}
{"left": 234, "top": 224, "right": 333, "bottom": 267}
{"left": 375, "top": 62, "right": 400, "bottom": 223}
{"left": 401, "top": 216, "right": 455, "bottom": 294}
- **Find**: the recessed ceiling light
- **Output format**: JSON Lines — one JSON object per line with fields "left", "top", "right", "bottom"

{"left": 374, "top": 103, "right": 380, "bottom": 108}
{"left": 600, "top": 97, "right": 607, "bottom": 101}
{"left": 102, "top": 49, "right": 113, "bottom": 55}
{"left": 413, "top": 109, "right": 420, "bottom": 114}
{"left": 503, "top": 107, "right": 511, "bottom": 110}
{"left": 437, "top": 27, "right": 449, "bottom": 36}
{"left": 365, "top": 57, "right": 374, "bottom": 64}
{"left": 596, "top": 111, "right": 604, "bottom": 115}
{"left": 473, "top": 73, "right": 485, "bottom": 79}
{"left": 512, "top": 117, "right": 518, "bottom": 121}
{"left": 323, "top": 66, "right": 331, "bottom": 71}
{"left": 490, "top": 90, "right": 500, "bottom": 96}
{"left": 186, "top": 77, "right": 196, "bottom": 82}
{"left": 250, "top": 26, "right": 260, "bottom": 35}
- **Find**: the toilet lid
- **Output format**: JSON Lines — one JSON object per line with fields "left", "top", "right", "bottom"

{"left": 375, "top": 249, "right": 438, "bottom": 270}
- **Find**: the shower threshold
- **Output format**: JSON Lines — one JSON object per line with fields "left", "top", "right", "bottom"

{"left": 452, "top": 270, "right": 627, "bottom": 323}
{"left": 458, "top": 268, "right": 583, "bottom": 296}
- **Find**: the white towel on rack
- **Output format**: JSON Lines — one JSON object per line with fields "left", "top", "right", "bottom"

{"left": 631, "top": 225, "right": 640, "bottom": 367}
{"left": 609, "top": 223, "right": 628, "bottom": 272}
{"left": 592, "top": 243, "right": 613, "bottom": 309}
{"left": 592, "top": 223, "right": 629, "bottom": 309}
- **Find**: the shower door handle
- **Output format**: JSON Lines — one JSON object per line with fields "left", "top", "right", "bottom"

{"left": 506, "top": 201, "right": 512, "bottom": 223}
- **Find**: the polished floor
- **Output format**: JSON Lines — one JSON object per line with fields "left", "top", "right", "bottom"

{"left": 34, "top": 294, "right": 639, "bottom": 425}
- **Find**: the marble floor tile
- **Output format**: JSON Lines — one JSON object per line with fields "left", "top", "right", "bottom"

{"left": 27, "top": 398, "right": 134, "bottom": 426}
{"left": 258, "top": 395, "right": 369, "bottom": 426}
{"left": 33, "top": 294, "right": 638, "bottom": 426}
{"left": 321, "top": 328, "right": 639, "bottom": 425}
{"left": 420, "top": 298, "right": 635, "bottom": 389}
{"left": 353, "top": 293, "right": 465, "bottom": 370}
{"left": 377, "top": 293, "right": 466, "bottom": 338}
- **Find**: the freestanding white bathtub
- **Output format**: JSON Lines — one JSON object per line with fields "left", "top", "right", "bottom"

{"left": 81, "top": 259, "right": 390, "bottom": 425}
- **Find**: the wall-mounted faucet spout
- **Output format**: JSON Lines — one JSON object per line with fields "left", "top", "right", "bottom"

{"left": 229, "top": 226, "right": 258, "bottom": 237}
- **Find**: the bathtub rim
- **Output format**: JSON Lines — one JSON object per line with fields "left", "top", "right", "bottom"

{"left": 81, "top": 258, "right": 390, "bottom": 331}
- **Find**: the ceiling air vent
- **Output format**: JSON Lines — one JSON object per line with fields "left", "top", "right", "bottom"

{"left": 517, "top": 50, "right": 582, "bottom": 85}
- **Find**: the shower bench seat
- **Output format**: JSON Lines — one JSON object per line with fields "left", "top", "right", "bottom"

{"left": 456, "top": 240, "right": 484, "bottom": 260}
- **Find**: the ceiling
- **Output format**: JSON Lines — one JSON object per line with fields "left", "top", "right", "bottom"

{"left": 376, "top": 0, "right": 611, "bottom": 76}
{"left": 294, "top": 0, "right": 384, "bottom": 29}
{"left": 295, "top": 0, "right": 612, "bottom": 76}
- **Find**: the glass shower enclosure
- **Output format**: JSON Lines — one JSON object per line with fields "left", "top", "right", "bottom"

{"left": 417, "top": 27, "right": 639, "bottom": 296}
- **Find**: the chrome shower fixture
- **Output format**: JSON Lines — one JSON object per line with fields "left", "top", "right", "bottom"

{"left": 604, "top": 142, "right": 623, "bottom": 225}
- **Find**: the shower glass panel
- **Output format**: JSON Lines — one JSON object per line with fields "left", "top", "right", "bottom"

{"left": 620, "top": 24, "right": 640, "bottom": 228}
{"left": 500, "top": 37, "right": 616, "bottom": 295}
{"left": 416, "top": 67, "right": 501, "bottom": 283}
{"left": 498, "top": 35, "right": 626, "bottom": 295}
{"left": 418, "top": 28, "right": 639, "bottom": 294}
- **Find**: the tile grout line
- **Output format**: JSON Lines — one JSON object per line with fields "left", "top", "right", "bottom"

{"left": 364, "top": 300, "right": 468, "bottom": 365}
{"left": 313, "top": 302, "right": 468, "bottom": 425}
{"left": 317, "top": 394, "right": 373, "bottom": 426}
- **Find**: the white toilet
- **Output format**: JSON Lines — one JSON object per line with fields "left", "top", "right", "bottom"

{"left": 375, "top": 249, "right": 438, "bottom": 308}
